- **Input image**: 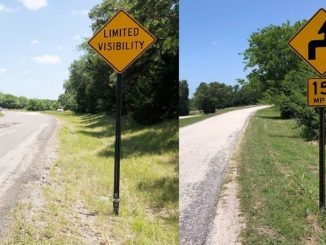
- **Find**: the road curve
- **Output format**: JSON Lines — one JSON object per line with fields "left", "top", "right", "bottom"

{"left": 0, "top": 111, "right": 57, "bottom": 233}
{"left": 180, "top": 105, "right": 270, "bottom": 244}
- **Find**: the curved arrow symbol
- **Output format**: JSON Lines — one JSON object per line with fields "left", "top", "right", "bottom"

{"left": 308, "top": 21, "right": 326, "bottom": 60}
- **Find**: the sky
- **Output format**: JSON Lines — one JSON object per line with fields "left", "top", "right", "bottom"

{"left": 0, "top": 0, "right": 100, "bottom": 99}
{"left": 180, "top": 0, "right": 326, "bottom": 97}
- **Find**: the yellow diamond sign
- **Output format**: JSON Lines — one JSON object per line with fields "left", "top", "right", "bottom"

{"left": 289, "top": 8, "right": 326, "bottom": 76}
{"left": 88, "top": 10, "right": 156, "bottom": 73}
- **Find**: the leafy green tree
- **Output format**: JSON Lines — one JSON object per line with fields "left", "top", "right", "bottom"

{"left": 194, "top": 82, "right": 215, "bottom": 114}
{"left": 1, "top": 94, "right": 18, "bottom": 108}
{"left": 243, "top": 21, "right": 304, "bottom": 101}
{"left": 189, "top": 97, "right": 196, "bottom": 111}
{"left": 26, "top": 99, "right": 43, "bottom": 111}
{"left": 179, "top": 80, "right": 189, "bottom": 116}
{"left": 208, "top": 82, "right": 233, "bottom": 108}
{"left": 58, "top": 92, "right": 77, "bottom": 111}
{"left": 60, "top": 0, "right": 178, "bottom": 124}
{"left": 25, "top": 98, "right": 57, "bottom": 111}
{"left": 17, "top": 96, "right": 29, "bottom": 109}
{"left": 232, "top": 79, "right": 260, "bottom": 106}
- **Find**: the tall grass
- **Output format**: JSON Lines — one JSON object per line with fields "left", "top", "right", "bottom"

{"left": 238, "top": 107, "right": 326, "bottom": 244}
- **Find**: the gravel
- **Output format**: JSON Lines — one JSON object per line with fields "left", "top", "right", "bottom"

{"left": 0, "top": 111, "right": 57, "bottom": 237}
{"left": 180, "top": 105, "right": 270, "bottom": 244}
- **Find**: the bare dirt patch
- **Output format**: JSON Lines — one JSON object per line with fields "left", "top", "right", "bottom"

{"left": 306, "top": 140, "right": 318, "bottom": 146}
{"left": 2, "top": 119, "right": 111, "bottom": 244}
{"left": 205, "top": 156, "right": 246, "bottom": 245}
{"left": 303, "top": 214, "right": 322, "bottom": 245}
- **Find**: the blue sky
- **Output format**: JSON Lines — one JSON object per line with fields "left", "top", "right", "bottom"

{"left": 0, "top": 0, "right": 99, "bottom": 99}
{"left": 180, "top": 0, "right": 326, "bottom": 97}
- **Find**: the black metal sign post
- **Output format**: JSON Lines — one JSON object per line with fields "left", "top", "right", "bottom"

{"left": 320, "top": 107, "right": 325, "bottom": 210}
{"left": 113, "top": 73, "right": 122, "bottom": 215}
{"left": 307, "top": 79, "right": 326, "bottom": 210}
{"left": 88, "top": 10, "right": 156, "bottom": 216}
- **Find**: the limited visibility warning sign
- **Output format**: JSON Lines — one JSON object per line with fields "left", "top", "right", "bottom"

{"left": 88, "top": 10, "right": 156, "bottom": 73}
{"left": 308, "top": 78, "right": 326, "bottom": 106}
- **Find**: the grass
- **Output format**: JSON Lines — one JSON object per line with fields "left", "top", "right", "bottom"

{"left": 238, "top": 107, "right": 326, "bottom": 244}
{"left": 179, "top": 105, "right": 257, "bottom": 128}
{"left": 4, "top": 112, "right": 178, "bottom": 244}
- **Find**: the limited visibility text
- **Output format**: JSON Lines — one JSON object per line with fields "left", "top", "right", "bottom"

{"left": 98, "top": 27, "right": 145, "bottom": 51}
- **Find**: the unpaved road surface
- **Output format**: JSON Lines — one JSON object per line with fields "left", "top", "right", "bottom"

{"left": 180, "top": 105, "right": 269, "bottom": 244}
{"left": 0, "top": 111, "right": 57, "bottom": 235}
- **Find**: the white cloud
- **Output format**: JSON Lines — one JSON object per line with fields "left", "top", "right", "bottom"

{"left": 72, "top": 9, "right": 88, "bottom": 17}
{"left": 18, "top": 0, "right": 47, "bottom": 10}
{"left": 32, "top": 55, "right": 61, "bottom": 64}
{"left": 30, "top": 39, "right": 40, "bottom": 45}
{"left": 0, "top": 68, "right": 7, "bottom": 74}
{"left": 0, "top": 4, "right": 16, "bottom": 12}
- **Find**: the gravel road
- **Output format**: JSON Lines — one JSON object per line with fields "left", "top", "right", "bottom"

{"left": 0, "top": 111, "right": 57, "bottom": 235}
{"left": 180, "top": 105, "right": 269, "bottom": 244}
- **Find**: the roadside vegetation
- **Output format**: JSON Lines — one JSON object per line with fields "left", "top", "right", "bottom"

{"left": 242, "top": 20, "right": 321, "bottom": 140}
{"left": 179, "top": 80, "right": 258, "bottom": 116}
{"left": 0, "top": 92, "right": 58, "bottom": 111}
{"left": 238, "top": 107, "right": 326, "bottom": 244}
{"left": 179, "top": 105, "right": 256, "bottom": 128}
{"left": 4, "top": 112, "right": 178, "bottom": 244}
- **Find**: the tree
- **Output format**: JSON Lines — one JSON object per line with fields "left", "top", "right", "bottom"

{"left": 17, "top": 96, "right": 29, "bottom": 109}
{"left": 1, "top": 94, "right": 18, "bottom": 108}
{"left": 60, "top": 0, "right": 178, "bottom": 124}
{"left": 208, "top": 82, "right": 233, "bottom": 109}
{"left": 243, "top": 21, "right": 304, "bottom": 101}
{"left": 231, "top": 79, "right": 260, "bottom": 106}
{"left": 179, "top": 80, "right": 189, "bottom": 116}
{"left": 194, "top": 82, "right": 215, "bottom": 114}
{"left": 58, "top": 92, "right": 77, "bottom": 111}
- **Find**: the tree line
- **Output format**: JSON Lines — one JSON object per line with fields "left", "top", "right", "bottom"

{"left": 58, "top": 0, "right": 178, "bottom": 125}
{"left": 0, "top": 92, "right": 57, "bottom": 111}
{"left": 179, "top": 79, "right": 258, "bottom": 116}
